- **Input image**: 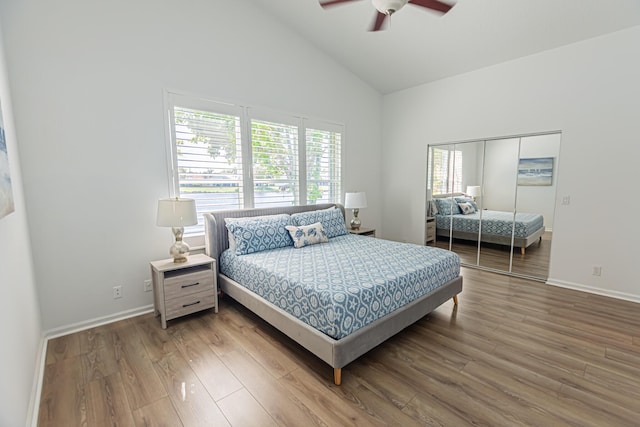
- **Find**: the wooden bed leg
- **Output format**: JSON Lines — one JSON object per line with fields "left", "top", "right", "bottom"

{"left": 521, "top": 247, "right": 525, "bottom": 256}
{"left": 453, "top": 295, "right": 459, "bottom": 306}
{"left": 333, "top": 368, "right": 342, "bottom": 385}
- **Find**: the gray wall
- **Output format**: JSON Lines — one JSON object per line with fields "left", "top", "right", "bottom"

{"left": 382, "top": 26, "right": 640, "bottom": 301}
{"left": 0, "top": 19, "right": 42, "bottom": 427}
{"left": 0, "top": 0, "right": 383, "bottom": 331}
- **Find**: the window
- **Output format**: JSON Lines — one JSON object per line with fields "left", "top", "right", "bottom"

{"left": 306, "top": 124, "right": 342, "bottom": 205}
{"left": 166, "top": 92, "right": 343, "bottom": 235}
{"left": 250, "top": 117, "right": 299, "bottom": 208}
{"left": 430, "top": 147, "right": 463, "bottom": 195}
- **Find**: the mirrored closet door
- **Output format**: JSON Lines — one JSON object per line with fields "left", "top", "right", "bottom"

{"left": 426, "top": 132, "right": 561, "bottom": 280}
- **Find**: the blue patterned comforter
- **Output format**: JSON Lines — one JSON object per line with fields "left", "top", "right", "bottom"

{"left": 220, "top": 235, "right": 460, "bottom": 339}
{"left": 435, "top": 210, "right": 543, "bottom": 238}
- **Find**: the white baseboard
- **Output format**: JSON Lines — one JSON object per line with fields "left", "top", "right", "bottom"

{"left": 29, "top": 304, "right": 155, "bottom": 425}
{"left": 546, "top": 278, "right": 640, "bottom": 304}
{"left": 44, "top": 304, "right": 154, "bottom": 339}
{"left": 27, "top": 335, "right": 47, "bottom": 427}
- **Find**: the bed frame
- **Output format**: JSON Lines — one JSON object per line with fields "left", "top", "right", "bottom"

{"left": 204, "top": 203, "right": 462, "bottom": 385}
{"left": 436, "top": 227, "right": 544, "bottom": 255}
{"left": 433, "top": 193, "right": 544, "bottom": 255}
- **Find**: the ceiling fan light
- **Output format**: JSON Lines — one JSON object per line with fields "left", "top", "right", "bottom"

{"left": 372, "top": 0, "right": 409, "bottom": 15}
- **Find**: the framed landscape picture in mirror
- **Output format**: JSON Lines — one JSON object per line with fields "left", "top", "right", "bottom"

{"left": 517, "top": 157, "right": 554, "bottom": 186}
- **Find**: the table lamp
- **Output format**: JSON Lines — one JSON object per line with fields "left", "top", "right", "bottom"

{"left": 157, "top": 197, "right": 198, "bottom": 263}
{"left": 344, "top": 192, "right": 367, "bottom": 230}
{"left": 466, "top": 186, "right": 481, "bottom": 202}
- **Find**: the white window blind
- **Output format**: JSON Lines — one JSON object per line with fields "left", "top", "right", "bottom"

{"left": 250, "top": 118, "right": 300, "bottom": 208}
{"left": 166, "top": 92, "right": 344, "bottom": 235}
{"left": 171, "top": 105, "right": 244, "bottom": 234}
{"left": 305, "top": 126, "right": 342, "bottom": 205}
{"left": 431, "top": 147, "right": 463, "bottom": 195}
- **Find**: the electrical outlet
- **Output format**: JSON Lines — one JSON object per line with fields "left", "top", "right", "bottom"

{"left": 592, "top": 266, "right": 602, "bottom": 277}
{"left": 113, "top": 285, "right": 123, "bottom": 299}
{"left": 144, "top": 279, "right": 152, "bottom": 292}
{"left": 561, "top": 196, "right": 571, "bottom": 205}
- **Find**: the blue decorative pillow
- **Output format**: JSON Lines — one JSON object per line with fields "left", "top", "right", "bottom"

{"left": 226, "top": 214, "right": 289, "bottom": 252}
{"left": 291, "top": 207, "right": 348, "bottom": 238}
{"left": 455, "top": 197, "right": 478, "bottom": 211}
{"left": 285, "top": 222, "right": 329, "bottom": 248}
{"left": 434, "top": 198, "right": 462, "bottom": 215}
{"left": 225, "top": 214, "right": 293, "bottom": 255}
{"left": 458, "top": 202, "right": 475, "bottom": 215}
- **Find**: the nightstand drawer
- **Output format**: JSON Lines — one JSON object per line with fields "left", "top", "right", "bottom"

{"left": 150, "top": 254, "right": 218, "bottom": 329}
{"left": 425, "top": 217, "right": 436, "bottom": 244}
{"left": 165, "top": 290, "right": 216, "bottom": 319}
{"left": 163, "top": 269, "right": 214, "bottom": 299}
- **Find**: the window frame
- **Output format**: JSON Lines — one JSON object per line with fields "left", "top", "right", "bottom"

{"left": 164, "top": 90, "right": 345, "bottom": 237}
{"left": 430, "top": 146, "right": 463, "bottom": 195}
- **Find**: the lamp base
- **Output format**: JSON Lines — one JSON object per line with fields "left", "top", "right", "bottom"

{"left": 350, "top": 208, "right": 361, "bottom": 230}
{"left": 170, "top": 227, "right": 190, "bottom": 263}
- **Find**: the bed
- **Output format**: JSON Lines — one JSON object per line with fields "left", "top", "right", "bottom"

{"left": 432, "top": 194, "right": 545, "bottom": 255}
{"left": 204, "top": 203, "right": 462, "bottom": 385}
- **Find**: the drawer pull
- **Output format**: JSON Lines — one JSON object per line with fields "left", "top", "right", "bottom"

{"left": 181, "top": 282, "right": 200, "bottom": 289}
{"left": 182, "top": 300, "right": 201, "bottom": 308}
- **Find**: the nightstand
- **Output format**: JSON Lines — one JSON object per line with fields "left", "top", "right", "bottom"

{"left": 425, "top": 217, "right": 436, "bottom": 245}
{"left": 349, "top": 227, "right": 376, "bottom": 237}
{"left": 150, "top": 253, "right": 218, "bottom": 329}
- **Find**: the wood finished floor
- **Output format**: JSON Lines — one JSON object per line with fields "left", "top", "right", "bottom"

{"left": 39, "top": 267, "right": 640, "bottom": 426}
{"left": 434, "top": 232, "right": 552, "bottom": 279}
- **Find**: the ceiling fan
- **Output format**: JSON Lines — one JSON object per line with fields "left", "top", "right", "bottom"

{"left": 319, "top": 0, "right": 455, "bottom": 31}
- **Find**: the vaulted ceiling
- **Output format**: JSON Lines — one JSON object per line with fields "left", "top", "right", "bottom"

{"left": 247, "top": 0, "right": 640, "bottom": 93}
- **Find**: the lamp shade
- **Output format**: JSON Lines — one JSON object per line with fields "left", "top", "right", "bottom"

{"left": 344, "top": 192, "right": 367, "bottom": 209}
{"left": 466, "top": 186, "right": 481, "bottom": 198}
{"left": 157, "top": 198, "right": 198, "bottom": 227}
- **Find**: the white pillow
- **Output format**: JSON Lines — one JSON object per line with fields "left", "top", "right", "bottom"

{"left": 458, "top": 202, "right": 475, "bottom": 215}
{"left": 285, "top": 222, "right": 329, "bottom": 248}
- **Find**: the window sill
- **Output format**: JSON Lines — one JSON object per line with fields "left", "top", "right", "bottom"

{"left": 184, "top": 234, "right": 205, "bottom": 253}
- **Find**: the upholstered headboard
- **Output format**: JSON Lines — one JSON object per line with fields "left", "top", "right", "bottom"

{"left": 203, "top": 203, "right": 345, "bottom": 270}
{"left": 432, "top": 192, "right": 466, "bottom": 199}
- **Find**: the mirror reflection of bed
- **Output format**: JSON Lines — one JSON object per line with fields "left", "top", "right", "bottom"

{"left": 426, "top": 132, "right": 561, "bottom": 281}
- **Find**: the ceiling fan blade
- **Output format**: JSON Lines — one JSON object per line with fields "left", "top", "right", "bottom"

{"left": 319, "top": 0, "right": 363, "bottom": 8}
{"left": 408, "top": 0, "right": 454, "bottom": 14}
{"left": 369, "top": 11, "right": 388, "bottom": 31}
